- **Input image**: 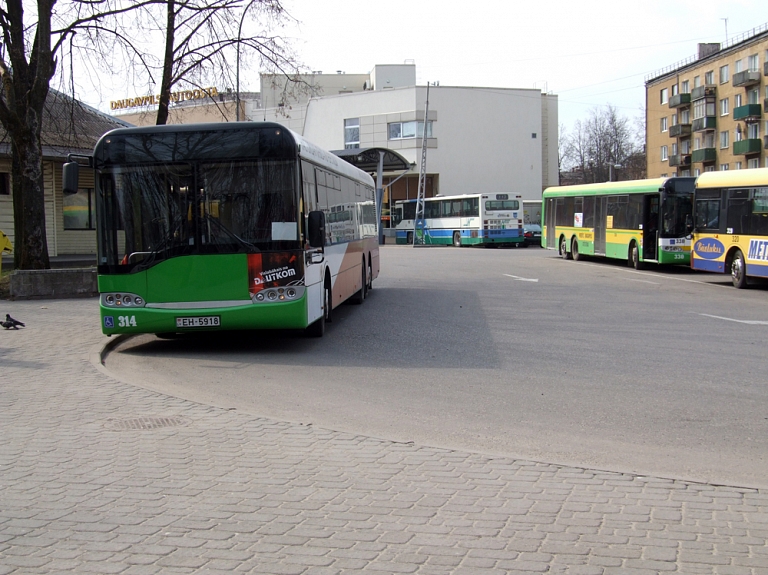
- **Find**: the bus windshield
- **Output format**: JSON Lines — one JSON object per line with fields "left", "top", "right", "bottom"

{"left": 661, "top": 193, "right": 693, "bottom": 238}
{"left": 98, "top": 159, "right": 298, "bottom": 271}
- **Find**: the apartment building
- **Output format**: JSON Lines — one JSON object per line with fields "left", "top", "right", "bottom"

{"left": 645, "top": 24, "right": 768, "bottom": 178}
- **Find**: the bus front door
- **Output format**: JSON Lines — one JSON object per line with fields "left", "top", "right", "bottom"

{"left": 642, "top": 195, "right": 659, "bottom": 261}
{"left": 545, "top": 198, "right": 556, "bottom": 249}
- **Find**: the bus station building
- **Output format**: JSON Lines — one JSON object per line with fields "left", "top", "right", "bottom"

{"left": 116, "top": 63, "right": 559, "bottom": 227}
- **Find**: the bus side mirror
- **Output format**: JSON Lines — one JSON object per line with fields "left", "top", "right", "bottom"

{"left": 308, "top": 210, "right": 325, "bottom": 248}
{"left": 62, "top": 162, "right": 79, "bottom": 195}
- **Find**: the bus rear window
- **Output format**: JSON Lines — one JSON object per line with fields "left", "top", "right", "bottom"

{"left": 485, "top": 200, "right": 519, "bottom": 211}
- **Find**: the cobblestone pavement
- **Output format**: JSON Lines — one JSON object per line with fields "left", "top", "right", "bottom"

{"left": 1, "top": 299, "right": 767, "bottom": 575}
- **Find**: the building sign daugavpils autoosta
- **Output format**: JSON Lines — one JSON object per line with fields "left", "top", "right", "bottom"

{"left": 110, "top": 87, "right": 219, "bottom": 111}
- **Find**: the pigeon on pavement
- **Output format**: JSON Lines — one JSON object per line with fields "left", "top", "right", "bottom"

{"left": 1, "top": 314, "right": 25, "bottom": 329}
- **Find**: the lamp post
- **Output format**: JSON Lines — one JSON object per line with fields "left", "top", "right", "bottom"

{"left": 236, "top": 0, "right": 257, "bottom": 121}
{"left": 609, "top": 163, "right": 622, "bottom": 182}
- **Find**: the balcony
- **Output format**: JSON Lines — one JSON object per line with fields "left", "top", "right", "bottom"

{"left": 733, "top": 70, "right": 761, "bottom": 87}
{"left": 691, "top": 148, "right": 717, "bottom": 163}
{"left": 692, "top": 116, "right": 716, "bottom": 132}
{"left": 733, "top": 139, "right": 762, "bottom": 155}
{"left": 691, "top": 85, "right": 716, "bottom": 100}
{"left": 669, "top": 154, "right": 691, "bottom": 167}
{"left": 669, "top": 123, "right": 692, "bottom": 138}
{"left": 669, "top": 93, "right": 691, "bottom": 108}
{"left": 733, "top": 104, "right": 762, "bottom": 121}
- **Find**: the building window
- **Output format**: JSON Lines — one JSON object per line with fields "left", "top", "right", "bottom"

{"left": 660, "top": 117, "right": 668, "bottom": 132}
{"left": 704, "top": 132, "right": 715, "bottom": 149}
{"left": 720, "top": 164, "right": 729, "bottom": 171}
{"left": 672, "top": 84, "right": 679, "bottom": 96}
{"left": 720, "top": 98, "right": 729, "bottom": 116}
{"left": 720, "top": 130, "right": 729, "bottom": 149}
{"left": 748, "top": 158, "right": 760, "bottom": 169}
{"left": 694, "top": 168, "right": 701, "bottom": 176}
{"left": 660, "top": 88, "right": 668, "bottom": 105}
{"left": 719, "top": 64, "right": 729, "bottom": 83}
{"left": 672, "top": 142, "right": 678, "bottom": 155}
{"left": 748, "top": 123, "right": 760, "bottom": 140}
{"left": 735, "top": 59, "right": 743, "bottom": 73}
{"left": 694, "top": 137, "right": 701, "bottom": 151}
{"left": 735, "top": 125, "right": 743, "bottom": 142}
{"left": 693, "top": 76, "right": 701, "bottom": 88}
{"left": 705, "top": 70, "right": 714, "bottom": 85}
{"left": 680, "top": 169, "right": 691, "bottom": 176}
{"left": 0, "top": 172, "right": 9, "bottom": 195}
{"left": 681, "top": 139, "right": 691, "bottom": 154}
{"left": 681, "top": 80, "right": 690, "bottom": 93}
{"left": 736, "top": 161, "right": 743, "bottom": 170}
{"left": 344, "top": 118, "right": 360, "bottom": 149}
{"left": 671, "top": 113, "right": 678, "bottom": 126}
{"left": 680, "top": 109, "right": 690, "bottom": 124}
{"left": 735, "top": 93, "right": 743, "bottom": 107}
{"left": 705, "top": 165, "right": 715, "bottom": 172}
{"left": 748, "top": 54, "right": 759, "bottom": 71}
{"left": 693, "top": 99, "right": 714, "bottom": 120}
{"left": 388, "top": 120, "right": 433, "bottom": 140}
{"left": 748, "top": 88, "right": 759, "bottom": 105}
{"left": 661, "top": 145, "right": 668, "bottom": 161}
{"left": 63, "top": 188, "right": 96, "bottom": 230}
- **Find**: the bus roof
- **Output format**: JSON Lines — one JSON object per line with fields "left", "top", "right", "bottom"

{"left": 696, "top": 167, "right": 768, "bottom": 189}
{"left": 543, "top": 178, "right": 669, "bottom": 198}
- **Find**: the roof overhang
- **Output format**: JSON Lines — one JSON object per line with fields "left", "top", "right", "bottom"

{"left": 331, "top": 147, "right": 412, "bottom": 173}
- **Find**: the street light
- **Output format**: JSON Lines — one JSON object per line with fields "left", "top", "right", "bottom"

{"left": 609, "top": 163, "right": 622, "bottom": 182}
{"left": 235, "top": 0, "right": 257, "bottom": 121}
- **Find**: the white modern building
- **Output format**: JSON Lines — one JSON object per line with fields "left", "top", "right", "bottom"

{"left": 115, "top": 63, "right": 558, "bottom": 223}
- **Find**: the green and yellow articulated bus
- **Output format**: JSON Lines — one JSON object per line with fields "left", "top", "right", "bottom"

{"left": 691, "top": 167, "right": 768, "bottom": 288}
{"left": 542, "top": 177, "right": 695, "bottom": 268}
{"left": 63, "top": 122, "right": 379, "bottom": 338}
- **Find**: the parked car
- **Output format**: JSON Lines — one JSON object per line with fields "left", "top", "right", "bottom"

{"left": 522, "top": 224, "right": 542, "bottom": 247}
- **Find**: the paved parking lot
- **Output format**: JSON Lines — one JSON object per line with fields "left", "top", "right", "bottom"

{"left": 1, "top": 293, "right": 768, "bottom": 573}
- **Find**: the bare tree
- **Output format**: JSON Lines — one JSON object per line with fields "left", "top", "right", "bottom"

{"left": 562, "top": 105, "right": 645, "bottom": 184}
{"left": 0, "top": 0, "right": 302, "bottom": 269}
{"left": 149, "top": 0, "right": 302, "bottom": 125}
{"left": 0, "top": 0, "right": 160, "bottom": 269}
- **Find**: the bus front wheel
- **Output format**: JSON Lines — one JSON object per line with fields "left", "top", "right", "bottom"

{"left": 560, "top": 236, "right": 572, "bottom": 260}
{"left": 453, "top": 231, "right": 461, "bottom": 247}
{"left": 306, "top": 278, "right": 332, "bottom": 337}
{"left": 731, "top": 249, "right": 748, "bottom": 289}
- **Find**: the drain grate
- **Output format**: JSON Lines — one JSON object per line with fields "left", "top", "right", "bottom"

{"left": 103, "top": 416, "right": 190, "bottom": 431}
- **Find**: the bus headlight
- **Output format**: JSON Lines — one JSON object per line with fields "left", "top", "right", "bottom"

{"left": 101, "top": 292, "right": 146, "bottom": 308}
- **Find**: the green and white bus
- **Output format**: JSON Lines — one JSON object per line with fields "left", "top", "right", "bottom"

{"left": 63, "top": 122, "right": 378, "bottom": 337}
{"left": 542, "top": 177, "right": 695, "bottom": 268}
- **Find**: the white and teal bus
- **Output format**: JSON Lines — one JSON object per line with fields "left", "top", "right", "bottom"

{"left": 393, "top": 193, "right": 524, "bottom": 246}
{"left": 62, "top": 122, "right": 378, "bottom": 338}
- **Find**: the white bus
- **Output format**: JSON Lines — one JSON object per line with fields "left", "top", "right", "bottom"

{"left": 393, "top": 193, "right": 524, "bottom": 246}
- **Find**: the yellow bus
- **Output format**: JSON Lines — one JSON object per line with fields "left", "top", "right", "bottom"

{"left": 692, "top": 167, "right": 768, "bottom": 288}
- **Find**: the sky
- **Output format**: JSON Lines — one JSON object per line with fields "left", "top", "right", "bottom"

{"left": 270, "top": 0, "right": 768, "bottom": 134}
{"left": 81, "top": 0, "right": 768, "bottom": 135}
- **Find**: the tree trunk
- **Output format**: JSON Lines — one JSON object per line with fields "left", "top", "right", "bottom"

{"left": 155, "top": 0, "right": 177, "bottom": 126}
{"left": 11, "top": 120, "right": 51, "bottom": 270}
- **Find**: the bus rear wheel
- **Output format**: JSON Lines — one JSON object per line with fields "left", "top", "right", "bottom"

{"left": 731, "top": 249, "right": 748, "bottom": 289}
{"left": 560, "top": 236, "right": 571, "bottom": 260}
{"left": 571, "top": 238, "right": 580, "bottom": 261}
{"left": 630, "top": 242, "right": 644, "bottom": 270}
{"left": 453, "top": 231, "right": 462, "bottom": 247}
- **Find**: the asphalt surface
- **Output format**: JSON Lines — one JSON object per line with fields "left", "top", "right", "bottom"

{"left": 109, "top": 245, "right": 768, "bottom": 488}
{"left": 1, "top": 246, "right": 767, "bottom": 574}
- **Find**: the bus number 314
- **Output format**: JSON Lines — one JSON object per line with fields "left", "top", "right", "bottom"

{"left": 118, "top": 316, "right": 137, "bottom": 327}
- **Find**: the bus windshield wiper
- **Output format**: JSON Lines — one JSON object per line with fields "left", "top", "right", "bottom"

{"left": 204, "top": 215, "right": 260, "bottom": 252}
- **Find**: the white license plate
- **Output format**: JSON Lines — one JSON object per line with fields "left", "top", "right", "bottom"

{"left": 176, "top": 316, "right": 221, "bottom": 328}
